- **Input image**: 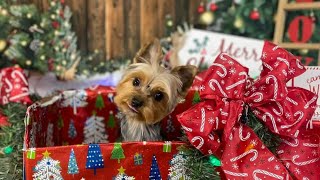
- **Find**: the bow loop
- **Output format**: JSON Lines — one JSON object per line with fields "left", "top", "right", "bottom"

{"left": 200, "top": 53, "right": 249, "bottom": 100}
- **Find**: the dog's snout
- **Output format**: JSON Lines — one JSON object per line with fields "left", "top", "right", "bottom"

{"left": 131, "top": 97, "right": 143, "bottom": 108}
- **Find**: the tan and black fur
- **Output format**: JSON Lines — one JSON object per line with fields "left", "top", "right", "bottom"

{"left": 115, "top": 39, "right": 197, "bottom": 141}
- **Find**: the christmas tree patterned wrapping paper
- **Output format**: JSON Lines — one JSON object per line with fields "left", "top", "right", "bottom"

{"left": 23, "top": 86, "right": 195, "bottom": 179}
{"left": 24, "top": 142, "right": 185, "bottom": 179}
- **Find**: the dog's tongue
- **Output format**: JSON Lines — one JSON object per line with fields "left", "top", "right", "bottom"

{"left": 128, "top": 104, "right": 139, "bottom": 113}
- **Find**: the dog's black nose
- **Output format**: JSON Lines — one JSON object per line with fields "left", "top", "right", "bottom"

{"left": 131, "top": 97, "right": 143, "bottom": 108}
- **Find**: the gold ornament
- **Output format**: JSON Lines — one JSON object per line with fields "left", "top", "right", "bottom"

{"left": 167, "top": 20, "right": 173, "bottom": 27}
{"left": 0, "top": 39, "right": 7, "bottom": 52}
{"left": 299, "top": 49, "right": 309, "bottom": 55}
{"left": 27, "top": 13, "right": 32, "bottom": 19}
{"left": 40, "top": 41, "right": 45, "bottom": 46}
{"left": 199, "top": 11, "right": 215, "bottom": 25}
{"left": 1, "top": 9, "right": 8, "bottom": 16}
{"left": 50, "top": 1, "right": 56, "bottom": 6}
{"left": 26, "top": 60, "right": 32, "bottom": 66}
{"left": 62, "top": 48, "right": 67, "bottom": 52}
{"left": 40, "top": 55, "right": 45, "bottom": 60}
{"left": 54, "top": 30, "right": 60, "bottom": 36}
{"left": 20, "top": 41, "right": 28, "bottom": 47}
{"left": 62, "top": 60, "right": 67, "bottom": 65}
{"left": 51, "top": 14, "right": 56, "bottom": 20}
{"left": 70, "top": 53, "right": 76, "bottom": 60}
{"left": 234, "top": 17, "right": 244, "bottom": 29}
{"left": 56, "top": 65, "right": 62, "bottom": 71}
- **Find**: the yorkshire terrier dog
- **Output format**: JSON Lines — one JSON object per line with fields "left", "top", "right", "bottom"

{"left": 115, "top": 39, "right": 197, "bottom": 141}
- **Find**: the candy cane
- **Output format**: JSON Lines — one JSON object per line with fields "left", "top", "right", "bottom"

{"left": 266, "top": 75, "right": 278, "bottom": 100}
{"left": 223, "top": 170, "right": 248, "bottom": 177}
{"left": 182, "top": 125, "right": 192, "bottom": 132}
{"left": 191, "top": 136, "right": 204, "bottom": 149}
{"left": 263, "top": 62, "right": 274, "bottom": 71}
{"left": 282, "top": 70, "right": 287, "bottom": 76}
{"left": 281, "top": 111, "right": 304, "bottom": 129}
{"left": 268, "top": 157, "right": 275, "bottom": 162}
{"left": 226, "top": 72, "right": 247, "bottom": 90}
{"left": 11, "top": 70, "right": 28, "bottom": 85}
{"left": 200, "top": 108, "right": 205, "bottom": 132}
{"left": 209, "top": 79, "right": 228, "bottom": 97}
{"left": 4, "top": 78, "right": 13, "bottom": 93}
{"left": 272, "top": 102, "right": 283, "bottom": 116}
{"left": 286, "top": 97, "right": 298, "bottom": 106}
{"left": 263, "top": 112, "right": 279, "bottom": 133}
{"left": 277, "top": 57, "right": 290, "bottom": 68}
{"left": 219, "top": 53, "right": 228, "bottom": 60}
{"left": 296, "top": 59, "right": 304, "bottom": 69}
{"left": 9, "top": 92, "right": 30, "bottom": 101}
{"left": 292, "top": 155, "right": 320, "bottom": 166}
{"left": 211, "top": 63, "right": 227, "bottom": 78}
{"left": 230, "top": 149, "right": 258, "bottom": 162}
{"left": 302, "top": 177, "right": 310, "bottom": 180}
{"left": 272, "top": 45, "right": 279, "bottom": 51}
{"left": 303, "top": 143, "right": 319, "bottom": 147}
{"left": 304, "top": 95, "right": 317, "bottom": 109}
{"left": 208, "top": 134, "right": 215, "bottom": 140}
{"left": 306, "top": 119, "right": 313, "bottom": 130}
{"left": 253, "top": 169, "right": 283, "bottom": 180}
{"left": 239, "top": 125, "right": 251, "bottom": 141}
{"left": 215, "top": 117, "right": 219, "bottom": 130}
{"left": 229, "top": 133, "right": 233, "bottom": 141}
{"left": 281, "top": 138, "right": 299, "bottom": 147}
{"left": 249, "top": 92, "right": 263, "bottom": 102}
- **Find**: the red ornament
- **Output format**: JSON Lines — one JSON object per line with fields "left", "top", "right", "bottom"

{"left": 288, "top": 16, "right": 313, "bottom": 43}
{"left": 48, "top": 58, "right": 55, "bottom": 71}
{"left": 0, "top": 113, "right": 9, "bottom": 127}
{"left": 250, "top": 9, "right": 260, "bottom": 20}
{"left": 197, "top": 4, "right": 205, "bottom": 13}
{"left": 210, "top": 3, "right": 218, "bottom": 11}
{"left": 51, "top": 21, "right": 60, "bottom": 29}
{"left": 59, "top": 9, "right": 64, "bottom": 18}
{"left": 60, "top": 0, "right": 65, "bottom": 4}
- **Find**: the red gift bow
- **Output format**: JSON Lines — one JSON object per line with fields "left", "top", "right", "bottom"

{"left": 178, "top": 41, "right": 319, "bottom": 179}
{"left": 0, "top": 67, "right": 32, "bottom": 105}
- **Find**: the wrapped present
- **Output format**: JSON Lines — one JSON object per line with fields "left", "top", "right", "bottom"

{"left": 163, "top": 141, "right": 172, "bottom": 153}
{"left": 23, "top": 85, "right": 194, "bottom": 179}
{"left": 26, "top": 148, "right": 36, "bottom": 159}
{"left": 0, "top": 67, "right": 32, "bottom": 105}
{"left": 178, "top": 41, "right": 320, "bottom": 179}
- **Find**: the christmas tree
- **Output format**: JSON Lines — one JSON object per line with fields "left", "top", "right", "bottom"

{"left": 68, "top": 148, "right": 79, "bottom": 175}
{"left": 62, "top": 90, "right": 88, "bottom": 114}
{"left": 149, "top": 155, "right": 162, "bottom": 180}
{"left": 95, "top": 93, "right": 105, "bottom": 110}
{"left": 86, "top": 144, "right": 104, "bottom": 175}
{"left": 83, "top": 111, "right": 109, "bottom": 144}
{"left": 168, "top": 151, "right": 190, "bottom": 180}
{"left": 110, "top": 143, "right": 125, "bottom": 163}
{"left": 68, "top": 119, "right": 77, "bottom": 139}
{"left": 32, "top": 150, "right": 63, "bottom": 180}
{"left": 107, "top": 111, "right": 116, "bottom": 128}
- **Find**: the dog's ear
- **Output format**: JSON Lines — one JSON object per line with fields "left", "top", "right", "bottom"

{"left": 133, "top": 38, "right": 163, "bottom": 64}
{"left": 171, "top": 65, "right": 198, "bottom": 97}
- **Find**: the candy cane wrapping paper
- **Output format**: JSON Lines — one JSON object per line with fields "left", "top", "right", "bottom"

{"left": 0, "top": 67, "right": 31, "bottom": 105}
{"left": 177, "top": 41, "right": 319, "bottom": 179}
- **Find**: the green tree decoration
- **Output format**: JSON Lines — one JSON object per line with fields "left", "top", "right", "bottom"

{"left": 68, "top": 148, "right": 79, "bottom": 176}
{"left": 110, "top": 143, "right": 125, "bottom": 163}
{"left": 57, "top": 115, "right": 64, "bottom": 129}
{"left": 95, "top": 93, "right": 105, "bottom": 110}
{"left": 107, "top": 111, "right": 116, "bottom": 128}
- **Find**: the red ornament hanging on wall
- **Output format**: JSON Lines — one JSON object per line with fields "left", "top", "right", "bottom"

{"left": 250, "top": 9, "right": 260, "bottom": 20}
{"left": 210, "top": 3, "right": 218, "bottom": 12}
{"left": 288, "top": 16, "right": 314, "bottom": 43}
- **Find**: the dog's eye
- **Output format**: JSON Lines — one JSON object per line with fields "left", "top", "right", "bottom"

{"left": 132, "top": 78, "right": 140, "bottom": 86}
{"left": 154, "top": 92, "right": 163, "bottom": 101}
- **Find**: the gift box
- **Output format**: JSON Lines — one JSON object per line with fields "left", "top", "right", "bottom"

{"left": 163, "top": 141, "right": 172, "bottom": 153}
{"left": 23, "top": 86, "right": 195, "bottom": 179}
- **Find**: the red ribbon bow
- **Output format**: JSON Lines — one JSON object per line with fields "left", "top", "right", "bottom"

{"left": 178, "top": 41, "right": 319, "bottom": 179}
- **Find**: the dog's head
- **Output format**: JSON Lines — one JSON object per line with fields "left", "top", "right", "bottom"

{"left": 115, "top": 39, "right": 197, "bottom": 125}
